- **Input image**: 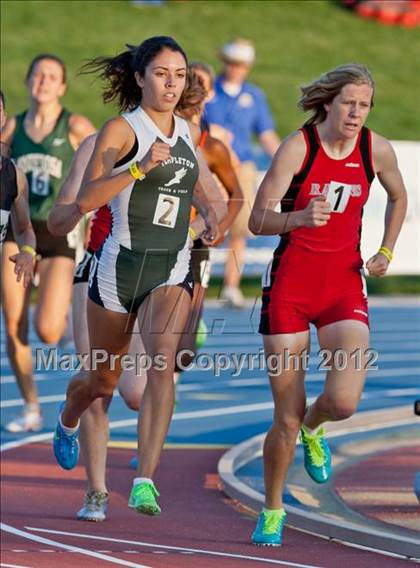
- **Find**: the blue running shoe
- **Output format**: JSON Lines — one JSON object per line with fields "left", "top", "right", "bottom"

{"left": 53, "top": 402, "right": 80, "bottom": 470}
{"left": 130, "top": 455, "right": 138, "bottom": 470}
{"left": 300, "top": 425, "right": 332, "bottom": 483}
{"left": 252, "top": 509, "right": 286, "bottom": 546}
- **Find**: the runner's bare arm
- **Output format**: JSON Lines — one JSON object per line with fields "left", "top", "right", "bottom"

{"left": 207, "top": 137, "right": 243, "bottom": 242}
{"left": 249, "top": 131, "right": 331, "bottom": 235}
{"left": 366, "top": 134, "right": 407, "bottom": 277}
{"left": 76, "top": 117, "right": 137, "bottom": 213}
{"left": 68, "top": 113, "right": 96, "bottom": 150}
{"left": 0, "top": 116, "right": 16, "bottom": 156}
{"left": 9, "top": 167, "right": 36, "bottom": 287}
{"left": 190, "top": 148, "right": 227, "bottom": 239}
{"left": 48, "top": 135, "right": 96, "bottom": 235}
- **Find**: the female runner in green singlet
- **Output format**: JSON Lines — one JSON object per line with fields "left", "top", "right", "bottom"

{"left": 1, "top": 54, "right": 95, "bottom": 433}
{"left": 53, "top": 37, "right": 219, "bottom": 517}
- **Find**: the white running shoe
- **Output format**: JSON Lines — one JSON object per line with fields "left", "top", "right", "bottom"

{"left": 5, "top": 410, "right": 43, "bottom": 433}
{"left": 221, "top": 286, "right": 245, "bottom": 309}
{"left": 77, "top": 491, "right": 109, "bottom": 522}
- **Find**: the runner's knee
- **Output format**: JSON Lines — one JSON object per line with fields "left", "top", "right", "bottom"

{"left": 322, "top": 395, "right": 357, "bottom": 420}
{"left": 5, "top": 318, "right": 29, "bottom": 345}
{"left": 328, "top": 402, "right": 357, "bottom": 420}
{"left": 89, "top": 371, "right": 120, "bottom": 398}
{"left": 121, "top": 393, "right": 141, "bottom": 411}
{"left": 85, "top": 396, "right": 112, "bottom": 416}
{"left": 34, "top": 317, "right": 64, "bottom": 344}
{"left": 273, "top": 414, "right": 302, "bottom": 440}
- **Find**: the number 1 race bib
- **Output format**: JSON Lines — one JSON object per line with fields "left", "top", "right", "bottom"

{"left": 325, "top": 181, "right": 351, "bottom": 213}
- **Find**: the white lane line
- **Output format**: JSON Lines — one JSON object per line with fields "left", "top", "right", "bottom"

{"left": 4, "top": 404, "right": 414, "bottom": 452}
{"left": 0, "top": 524, "right": 150, "bottom": 568}
{"left": 4, "top": 397, "right": 415, "bottom": 444}
{"left": 307, "top": 367, "right": 420, "bottom": 382}
{"left": 2, "top": 380, "right": 418, "bottom": 421}
{"left": 1, "top": 563, "right": 33, "bottom": 568}
{"left": 362, "top": 387, "right": 420, "bottom": 399}
{"left": 1, "top": 374, "right": 59, "bottom": 385}
{"left": 2, "top": 362, "right": 419, "bottom": 395}
{"left": 1, "top": 433, "right": 53, "bottom": 452}
{"left": 0, "top": 402, "right": 281, "bottom": 454}
{"left": 372, "top": 353, "right": 420, "bottom": 362}
{"left": 1, "top": 394, "right": 65, "bottom": 409}
{"left": 25, "top": 526, "right": 322, "bottom": 568}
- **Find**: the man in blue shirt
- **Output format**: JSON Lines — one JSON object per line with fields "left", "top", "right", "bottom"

{"left": 205, "top": 39, "right": 280, "bottom": 307}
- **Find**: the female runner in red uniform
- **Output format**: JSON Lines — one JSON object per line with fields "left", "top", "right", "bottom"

{"left": 248, "top": 63, "right": 407, "bottom": 546}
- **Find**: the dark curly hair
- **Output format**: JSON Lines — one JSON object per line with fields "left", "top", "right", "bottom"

{"left": 80, "top": 36, "right": 188, "bottom": 112}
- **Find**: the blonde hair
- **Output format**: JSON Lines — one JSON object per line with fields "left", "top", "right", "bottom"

{"left": 298, "top": 64, "right": 375, "bottom": 125}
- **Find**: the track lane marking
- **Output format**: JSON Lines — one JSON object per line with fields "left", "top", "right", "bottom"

{"left": 0, "top": 523, "right": 150, "bottom": 568}
{"left": 25, "top": 526, "right": 323, "bottom": 568}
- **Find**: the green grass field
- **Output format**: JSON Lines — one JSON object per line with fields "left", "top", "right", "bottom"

{"left": 1, "top": 0, "right": 419, "bottom": 139}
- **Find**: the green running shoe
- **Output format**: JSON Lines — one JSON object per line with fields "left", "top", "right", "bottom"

{"left": 252, "top": 508, "right": 286, "bottom": 546}
{"left": 300, "top": 425, "right": 332, "bottom": 483}
{"left": 128, "top": 481, "right": 161, "bottom": 516}
{"left": 195, "top": 318, "right": 207, "bottom": 349}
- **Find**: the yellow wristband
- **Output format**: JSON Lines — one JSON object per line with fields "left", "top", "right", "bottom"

{"left": 378, "top": 246, "right": 393, "bottom": 262}
{"left": 20, "top": 245, "right": 37, "bottom": 258}
{"left": 129, "top": 162, "right": 146, "bottom": 181}
{"left": 189, "top": 226, "right": 197, "bottom": 241}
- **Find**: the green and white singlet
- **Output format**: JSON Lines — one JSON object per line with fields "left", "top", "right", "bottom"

{"left": 88, "top": 107, "right": 199, "bottom": 314}
{"left": 11, "top": 108, "right": 74, "bottom": 222}
{"left": 6, "top": 108, "right": 79, "bottom": 259}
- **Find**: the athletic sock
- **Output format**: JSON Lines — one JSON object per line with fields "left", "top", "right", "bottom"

{"left": 59, "top": 413, "right": 79, "bottom": 434}
{"left": 263, "top": 507, "right": 285, "bottom": 514}
{"left": 25, "top": 403, "right": 40, "bottom": 414}
{"left": 302, "top": 423, "right": 322, "bottom": 436}
{"left": 133, "top": 477, "right": 153, "bottom": 486}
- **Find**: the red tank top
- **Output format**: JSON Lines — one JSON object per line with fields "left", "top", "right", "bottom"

{"left": 199, "top": 129, "right": 208, "bottom": 148}
{"left": 281, "top": 124, "right": 375, "bottom": 253}
{"left": 88, "top": 204, "right": 112, "bottom": 252}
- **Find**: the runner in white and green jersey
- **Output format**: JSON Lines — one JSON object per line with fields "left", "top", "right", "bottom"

{"left": 53, "top": 37, "right": 220, "bottom": 517}
{"left": 88, "top": 105, "right": 199, "bottom": 313}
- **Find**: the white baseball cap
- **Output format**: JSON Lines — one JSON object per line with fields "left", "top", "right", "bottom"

{"left": 220, "top": 39, "right": 256, "bottom": 65}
